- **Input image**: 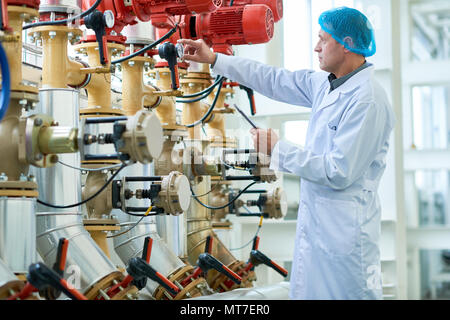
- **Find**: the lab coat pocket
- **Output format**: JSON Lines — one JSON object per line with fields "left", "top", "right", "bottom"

{"left": 315, "top": 196, "right": 358, "bottom": 256}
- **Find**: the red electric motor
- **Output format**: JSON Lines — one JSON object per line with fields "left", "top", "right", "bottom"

{"left": 83, "top": 0, "right": 222, "bottom": 33}
{"left": 6, "top": 0, "right": 40, "bottom": 9}
{"left": 223, "top": 0, "right": 283, "bottom": 22}
{"left": 185, "top": 4, "right": 275, "bottom": 55}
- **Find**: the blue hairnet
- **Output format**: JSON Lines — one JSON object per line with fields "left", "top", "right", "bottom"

{"left": 318, "top": 7, "right": 376, "bottom": 57}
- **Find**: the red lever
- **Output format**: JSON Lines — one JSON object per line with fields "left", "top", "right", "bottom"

{"left": 155, "top": 271, "right": 180, "bottom": 294}
{"left": 54, "top": 238, "right": 69, "bottom": 276}
{"left": 58, "top": 279, "right": 88, "bottom": 300}
{"left": 252, "top": 236, "right": 260, "bottom": 251}
{"left": 205, "top": 235, "right": 213, "bottom": 254}
{"left": 106, "top": 274, "right": 134, "bottom": 298}
{"left": 7, "top": 283, "right": 36, "bottom": 300}
{"left": 142, "top": 237, "right": 153, "bottom": 264}
{"left": 1, "top": 0, "right": 10, "bottom": 31}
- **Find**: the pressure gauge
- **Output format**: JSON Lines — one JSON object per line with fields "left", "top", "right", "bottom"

{"left": 175, "top": 43, "right": 184, "bottom": 59}
{"left": 104, "top": 10, "right": 115, "bottom": 29}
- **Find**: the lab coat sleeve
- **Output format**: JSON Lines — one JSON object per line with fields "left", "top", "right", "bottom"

{"left": 270, "top": 101, "right": 389, "bottom": 190}
{"left": 212, "top": 53, "right": 317, "bottom": 108}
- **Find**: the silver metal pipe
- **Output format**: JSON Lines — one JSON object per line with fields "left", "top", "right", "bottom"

{"left": 32, "top": 89, "right": 81, "bottom": 213}
{"left": 156, "top": 214, "right": 188, "bottom": 259}
{"left": 0, "top": 258, "right": 17, "bottom": 288}
{"left": 188, "top": 282, "right": 290, "bottom": 300}
{"left": 36, "top": 212, "right": 118, "bottom": 293}
{"left": 33, "top": 88, "right": 118, "bottom": 294}
{"left": 112, "top": 163, "right": 186, "bottom": 296}
{"left": 0, "top": 198, "right": 36, "bottom": 273}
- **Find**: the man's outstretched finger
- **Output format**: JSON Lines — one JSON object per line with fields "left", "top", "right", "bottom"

{"left": 177, "top": 39, "right": 200, "bottom": 48}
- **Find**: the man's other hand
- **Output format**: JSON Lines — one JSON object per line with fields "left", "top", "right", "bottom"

{"left": 177, "top": 39, "right": 217, "bottom": 65}
{"left": 250, "top": 128, "right": 279, "bottom": 156}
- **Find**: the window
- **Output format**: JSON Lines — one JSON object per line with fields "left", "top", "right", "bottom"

{"left": 410, "top": 0, "right": 450, "bottom": 61}
{"left": 411, "top": 85, "right": 450, "bottom": 150}
{"left": 283, "top": 0, "right": 355, "bottom": 71}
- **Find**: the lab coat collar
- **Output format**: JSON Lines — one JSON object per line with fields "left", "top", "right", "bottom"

{"left": 318, "top": 66, "right": 374, "bottom": 111}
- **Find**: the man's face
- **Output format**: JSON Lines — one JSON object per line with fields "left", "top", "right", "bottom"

{"left": 314, "top": 29, "right": 345, "bottom": 73}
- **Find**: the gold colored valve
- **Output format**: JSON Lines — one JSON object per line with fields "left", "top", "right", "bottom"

{"left": 262, "top": 187, "right": 288, "bottom": 219}
{"left": 79, "top": 66, "right": 114, "bottom": 74}
{"left": 18, "top": 114, "right": 79, "bottom": 168}
{"left": 151, "top": 89, "right": 184, "bottom": 97}
{"left": 154, "top": 171, "right": 191, "bottom": 215}
{"left": 0, "top": 33, "right": 20, "bottom": 42}
{"left": 118, "top": 110, "right": 164, "bottom": 163}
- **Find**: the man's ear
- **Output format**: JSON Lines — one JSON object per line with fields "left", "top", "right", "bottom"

{"left": 342, "top": 36, "right": 354, "bottom": 52}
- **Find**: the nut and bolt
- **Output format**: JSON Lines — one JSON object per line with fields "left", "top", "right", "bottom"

{"left": 18, "top": 99, "right": 28, "bottom": 108}
{"left": 49, "top": 31, "right": 56, "bottom": 39}
{"left": 34, "top": 118, "right": 43, "bottom": 127}
{"left": 49, "top": 155, "right": 59, "bottom": 164}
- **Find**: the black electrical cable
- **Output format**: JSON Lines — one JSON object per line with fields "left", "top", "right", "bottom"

{"left": 178, "top": 75, "right": 223, "bottom": 99}
{"left": 190, "top": 181, "right": 258, "bottom": 210}
{"left": 37, "top": 163, "right": 127, "bottom": 209}
{"left": 230, "top": 226, "right": 262, "bottom": 251}
{"left": 184, "top": 77, "right": 225, "bottom": 128}
{"left": 106, "top": 212, "right": 159, "bottom": 238}
{"left": 111, "top": 24, "right": 178, "bottom": 64}
{"left": 122, "top": 211, "right": 160, "bottom": 217}
{"left": 23, "top": 0, "right": 102, "bottom": 30}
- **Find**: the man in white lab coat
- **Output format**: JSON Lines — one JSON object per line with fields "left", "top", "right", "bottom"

{"left": 179, "top": 6, "right": 395, "bottom": 299}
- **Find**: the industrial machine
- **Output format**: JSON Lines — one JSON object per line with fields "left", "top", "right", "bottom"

{"left": 0, "top": 0, "right": 289, "bottom": 300}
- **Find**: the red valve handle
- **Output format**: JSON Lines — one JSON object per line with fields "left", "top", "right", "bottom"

{"left": 142, "top": 236, "right": 153, "bottom": 264}
{"left": 252, "top": 236, "right": 260, "bottom": 251}
{"left": 1, "top": 0, "right": 10, "bottom": 31}
{"left": 155, "top": 271, "right": 180, "bottom": 295}
{"left": 204, "top": 235, "right": 213, "bottom": 254}
{"left": 58, "top": 279, "right": 88, "bottom": 300}
{"left": 249, "top": 250, "right": 288, "bottom": 277}
{"left": 7, "top": 282, "right": 36, "bottom": 300}
{"left": 54, "top": 238, "right": 69, "bottom": 276}
{"left": 106, "top": 274, "right": 134, "bottom": 298}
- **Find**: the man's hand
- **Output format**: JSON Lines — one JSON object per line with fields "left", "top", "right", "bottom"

{"left": 177, "top": 39, "right": 217, "bottom": 65}
{"left": 250, "top": 128, "right": 279, "bottom": 156}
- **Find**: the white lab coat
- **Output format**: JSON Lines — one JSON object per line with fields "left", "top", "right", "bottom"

{"left": 212, "top": 53, "right": 395, "bottom": 300}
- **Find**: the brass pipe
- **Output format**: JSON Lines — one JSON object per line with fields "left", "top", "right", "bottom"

{"left": 82, "top": 171, "right": 112, "bottom": 219}
{"left": 37, "top": 26, "right": 85, "bottom": 88}
{"left": 37, "top": 126, "right": 78, "bottom": 155}
{"left": 121, "top": 58, "right": 159, "bottom": 116}
{"left": 186, "top": 178, "right": 237, "bottom": 270}
{"left": 0, "top": 100, "right": 28, "bottom": 180}
{"left": 206, "top": 90, "right": 227, "bottom": 139}
{"left": 0, "top": 6, "right": 38, "bottom": 180}
{"left": 74, "top": 42, "right": 125, "bottom": 111}
{"left": 153, "top": 69, "right": 178, "bottom": 127}
{"left": 3, "top": 6, "right": 28, "bottom": 91}
{"left": 180, "top": 82, "right": 209, "bottom": 140}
